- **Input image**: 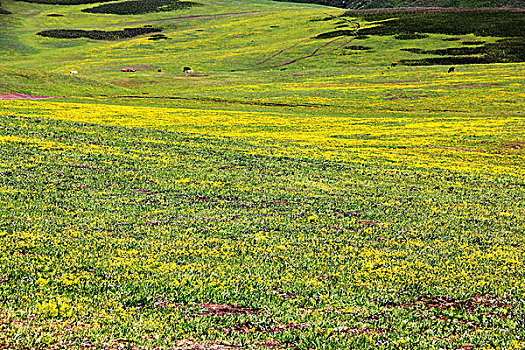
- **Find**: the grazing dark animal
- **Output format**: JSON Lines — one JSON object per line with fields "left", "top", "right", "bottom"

{"left": 157, "top": 68, "right": 162, "bottom": 72}
{"left": 183, "top": 67, "right": 193, "bottom": 73}
{"left": 448, "top": 67, "right": 455, "bottom": 73}
{"left": 391, "top": 62, "right": 398, "bottom": 67}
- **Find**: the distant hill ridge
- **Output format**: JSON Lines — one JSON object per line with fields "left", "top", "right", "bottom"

{"left": 274, "top": 0, "right": 525, "bottom": 9}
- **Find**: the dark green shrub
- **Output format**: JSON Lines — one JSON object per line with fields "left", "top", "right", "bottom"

{"left": 148, "top": 34, "right": 168, "bottom": 40}
{"left": 344, "top": 45, "right": 372, "bottom": 50}
{"left": 400, "top": 56, "right": 493, "bottom": 65}
{"left": 462, "top": 40, "right": 485, "bottom": 45}
{"left": 402, "top": 46, "right": 485, "bottom": 55}
{"left": 82, "top": 0, "right": 198, "bottom": 15}
{"left": 36, "top": 27, "right": 161, "bottom": 40}
{"left": 315, "top": 29, "right": 357, "bottom": 39}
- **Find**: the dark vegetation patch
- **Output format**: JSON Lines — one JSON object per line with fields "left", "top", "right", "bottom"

{"left": 36, "top": 27, "right": 161, "bottom": 40}
{"left": 148, "top": 34, "right": 168, "bottom": 40}
{"left": 82, "top": 0, "right": 199, "bottom": 15}
{"left": 401, "top": 56, "right": 501, "bottom": 66}
{"left": 461, "top": 40, "right": 485, "bottom": 45}
{"left": 402, "top": 46, "right": 483, "bottom": 55}
{"left": 47, "top": 13, "right": 64, "bottom": 17}
{"left": 345, "top": 10, "right": 525, "bottom": 38}
{"left": 315, "top": 29, "right": 357, "bottom": 39}
{"left": 400, "top": 39, "right": 524, "bottom": 65}
{"left": 394, "top": 33, "right": 428, "bottom": 39}
{"left": 312, "top": 9, "right": 525, "bottom": 65}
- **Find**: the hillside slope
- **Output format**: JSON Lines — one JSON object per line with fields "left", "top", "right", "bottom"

{"left": 274, "top": 0, "right": 525, "bottom": 9}
{"left": 0, "top": 0, "right": 10, "bottom": 13}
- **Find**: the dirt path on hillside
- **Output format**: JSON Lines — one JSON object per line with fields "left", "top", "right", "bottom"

{"left": 0, "top": 92, "right": 59, "bottom": 100}
{"left": 127, "top": 11, "right": 261, "bottom": 25}
{"left": 257, "top": 39, "right": 309, "bottom": 65}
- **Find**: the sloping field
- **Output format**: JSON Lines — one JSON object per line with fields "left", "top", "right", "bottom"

{"left": 0, "top": 0, "right": 524, "bottom": 349}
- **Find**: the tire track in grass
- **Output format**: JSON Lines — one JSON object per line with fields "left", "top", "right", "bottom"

{"left": 256, "top": 39, "right": 309, "bottom": 65}
{"left": 256, "top": 23, "right": 360, "bottom": 69}
{"left": 264, "top": 36, "right": 356, "bottom": 69}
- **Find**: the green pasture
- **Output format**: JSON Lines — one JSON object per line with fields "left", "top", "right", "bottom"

{"left": 0, "top": 0, "right": 524, "bottom": 348}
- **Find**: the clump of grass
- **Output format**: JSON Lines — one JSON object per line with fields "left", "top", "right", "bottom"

{"left": 343, "top": 45, "right": 372, "bottom": 50}
{"left": 82, "top": 0, "right": 199, "bottom": 15}
{"left": 462, "top": 40, "right": 485, "bottom": 45}
{"left": 36, "top": 27, "right": 161, "bottom": 40}
{"left": 148, "top": 34, "right": 168, "bottom": 40}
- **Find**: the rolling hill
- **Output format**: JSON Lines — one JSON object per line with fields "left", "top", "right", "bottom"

{"left": 0, "top": 1, "right": 524, "bottom": 348}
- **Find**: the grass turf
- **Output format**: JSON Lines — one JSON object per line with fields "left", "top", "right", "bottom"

{"left": 0, "top": 0, "right": 524, "bottom": 348}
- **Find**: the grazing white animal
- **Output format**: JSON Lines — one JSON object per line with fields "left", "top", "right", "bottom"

{"left": 70, "top": 70, "right": 78, "bottom": 75}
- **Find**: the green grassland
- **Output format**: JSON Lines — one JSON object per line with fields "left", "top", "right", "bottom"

{"left": 0, "top": 0, "right": 524, "bottom": 349}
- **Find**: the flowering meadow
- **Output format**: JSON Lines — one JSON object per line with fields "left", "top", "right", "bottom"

{"left": 1, "top": 0, "right": 524, "bottom": 348}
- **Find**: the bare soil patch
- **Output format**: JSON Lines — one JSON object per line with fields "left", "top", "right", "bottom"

{"left": 382, "top": 295, "right": 507, "bottom": 311}
{"left": 199, "top": 303, "right": 260, "bottom": 316}
{"left": 0, "top": 92, "right": 59, "bottom": 100}
{"left": 501, "top": 142, "right": 525, "bottom": 151}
